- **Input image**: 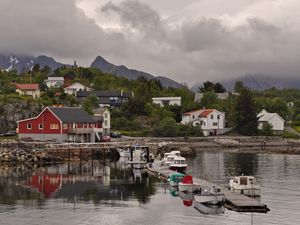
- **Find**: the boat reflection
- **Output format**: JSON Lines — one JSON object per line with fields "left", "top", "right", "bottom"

{"left": 169, "top": 187, "right": 225, "bottom": 215}
{"left": 193, "top": 201, "right": 225, "bottom": 215}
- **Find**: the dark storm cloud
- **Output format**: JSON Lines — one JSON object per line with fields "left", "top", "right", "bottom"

{"left": 0, "top": 0, "right": 125, "bottom": 60}
{"left": 1, "top": 0, "right": 300, "bottom": 84}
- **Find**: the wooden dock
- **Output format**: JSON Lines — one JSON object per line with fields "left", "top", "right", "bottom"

{"left": 146, "top": 162, "right": 270, "bottom": 213}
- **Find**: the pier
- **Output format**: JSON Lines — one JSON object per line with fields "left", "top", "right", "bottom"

{"left": 146, "top": 161, "right": 270, "bottom": 213}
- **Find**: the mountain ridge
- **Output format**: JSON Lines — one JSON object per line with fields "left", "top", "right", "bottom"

{"left": 0, "top": 54, "right": 182, "bottom": 88}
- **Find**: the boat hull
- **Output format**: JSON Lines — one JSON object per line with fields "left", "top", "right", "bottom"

{"left": 194, "top": 193, "right": 225, "bottom": 205}
{"left": 230, "top": 187, "right": 261, "bottom": 196}
{"left": 178, "top": 183, "right": 200, "bottom": 193}
{"left": 193, "top": 201, "right": 224, "bottom": 215}
{"left": 169, "top": 166, "right": 187, "bottom": 173}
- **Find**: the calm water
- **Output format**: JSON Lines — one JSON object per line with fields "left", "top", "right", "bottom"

{"left": 0, "top": 150, "right": 300, "bottom": 225}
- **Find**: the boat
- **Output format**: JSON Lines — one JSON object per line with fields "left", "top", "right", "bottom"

{"left": 178, "top": 190, "right": 195, "bottom": 201}
{"left": 193, "top": 201, "right": 225, "bottom": 215}
{"left": 163, "top": 154, "right": 176, "bottom": 167}
{"left": 169, "top": 186, "right": 179, "bottom": 197}
{"left": 168, "top": 172, "right": 185, "bottom": 187}
{"left": 117, "top": 145, "right": 131, "bottom": 157}
{"left": 161, "top": 151, "right": 181, "bottom": 166}
{"left": 169, "top": 156, "right": 187, "bottom": 172}
{"left": 194, "top": 186, "right": 225, "bottom": 205}
{"left": 229, "top": 175, "right": 261, "bottom": 196}
{"left": 178, "top": 175, "right": 201, "bottom": 192}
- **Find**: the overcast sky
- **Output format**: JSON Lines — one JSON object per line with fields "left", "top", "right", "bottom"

{"left": 1, "top": 0, "right": 300, "bottom": 85}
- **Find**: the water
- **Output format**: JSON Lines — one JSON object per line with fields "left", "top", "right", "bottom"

{"left": 0, "top": 150, "right": 300, "bottom": 225}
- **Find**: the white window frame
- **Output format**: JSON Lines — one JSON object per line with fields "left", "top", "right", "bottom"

{"left": 27, "top": 123, "right": 32, "bottom": 130}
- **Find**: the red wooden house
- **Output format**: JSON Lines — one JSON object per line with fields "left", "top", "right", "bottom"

{"left": 17, "top": 107, "right": 103, "bottom": 142}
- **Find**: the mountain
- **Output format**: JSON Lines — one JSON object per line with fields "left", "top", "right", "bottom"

{"left": 192, "top": 74, "right": 300, "bottom": 91}
{"left": 90, "top": 56, "right": 182, "bottom": 88}
{"left": 0, "top": 54, "right": 67, "bottom": 74}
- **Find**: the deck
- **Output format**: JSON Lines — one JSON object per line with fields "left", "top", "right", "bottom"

{"left": 146, "top": 161, "right": 270, "bottom": 213}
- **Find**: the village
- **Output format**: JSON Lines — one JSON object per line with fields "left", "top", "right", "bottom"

{"left": 0, "top": 73, "right": 289, "bottom": 143}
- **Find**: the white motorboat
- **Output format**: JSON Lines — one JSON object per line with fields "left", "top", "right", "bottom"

{"left": 163, "top": 154, "right": 177, "bottom": 167}
{"left": 161, "top": 151, "right": 181, "bottom": 166}
{"left": 169, "top": 156, "right": 187, "bottom": 173}
{"left": 229, "top": 175, "right": 261, "bottom": 196}
{"left": 194, "top": 187, "right": 225, "bottom": 205}
{"left": 193, "top": 201, "right": 225, "bottom": 215}
{"left": 178, "top": 175, "right": 201, "bottom": 192}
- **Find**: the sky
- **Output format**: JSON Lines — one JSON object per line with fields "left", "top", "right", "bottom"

{"left": 1, "top": 0, "right": 300, "bottom": 85}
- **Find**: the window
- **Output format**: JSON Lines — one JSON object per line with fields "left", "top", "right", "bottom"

{"left": 105, "top": 121, "right": 108, "bottom": 126}
{"left": 27, "top": 123, "right": 32, "bottom": 129}
{"left": 63, "top": 124, "right": 68, "bottom": 129}
{"left": 213, "top": 122, "right": 218, "bottom": 126}
{"left": 50, "top": 124, "right": 59, "bottom": 129}
{"left": 38, "top": 124, "right": 43, "bottom": 130}
{"left": 210, "top": 114, "right": 214, "bottom": 119}
{"left": 217, "top": 115, "right": 220, "bottom": 119}
{"left": 104, "top": 113, "right": 108, "bottom": 119}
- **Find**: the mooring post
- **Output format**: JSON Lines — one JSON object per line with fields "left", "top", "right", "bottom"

{"left": 130, "top": 146, "right": 133, "bottom": 161}
{"left": 146, "top": 147, "right": 149, "bottom": 163}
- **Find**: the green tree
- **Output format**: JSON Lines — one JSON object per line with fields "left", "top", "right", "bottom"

{"left": 260, "top": 122, "right": 273, "bottom": 136}
{"left": 234, "top": 81, "right": 244, "bottom": 93}
{"left": 199, "top": 81, "right": 226, "bottom": 93}
{"left": 83, "top": 95, "right": 99, "bottom": 115}
{"left": 200, "top": 91, "right": 218, "bottom": 108}
{"left": 234, "top": 88, "right": 258, "bottom": 135}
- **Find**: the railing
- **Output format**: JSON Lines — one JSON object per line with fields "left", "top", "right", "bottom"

{"left": 68, "top": 128, "right": 102, "bottom": 133}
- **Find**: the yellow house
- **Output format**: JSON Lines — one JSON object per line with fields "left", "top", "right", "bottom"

{"left": 16, "top": 84, "right": 40, "bottom": 98}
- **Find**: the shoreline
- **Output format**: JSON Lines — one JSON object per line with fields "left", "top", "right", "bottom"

{"left": 1, "top": 136, "right": 300, "bottom": 161}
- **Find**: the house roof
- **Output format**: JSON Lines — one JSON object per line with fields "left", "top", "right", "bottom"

{"left": 199, "top": 109, "right": 215, "bottom": 117}
{"left": 16, "top": 83, "right": 39, "bottom": 90}
{"left": 257, "top": 109, "right": 285, "bottom": 123}
{"left": 93, "top": 115, "right": 104, "bottom": 122}
{"left": 183, "top": 109, "right": 216, "bottom": 117}
{"left": 64, "top": 82, "right": 90, "bottom": 90}
{"left": 48, "top": 107, "right": 96, "bottom": 123}
{"left": 183, "top": 109, "right": 203, "bottom": 116}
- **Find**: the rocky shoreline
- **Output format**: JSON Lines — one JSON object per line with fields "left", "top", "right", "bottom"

{"left": 1, "top": 135, "right": 300, "bottom": 163}
{"left": 0, "top": 148, "right": 61, "bottom": 163}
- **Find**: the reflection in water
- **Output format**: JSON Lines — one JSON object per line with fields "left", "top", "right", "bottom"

{"left": 0, "top": 159, "right": 158, "bottom": 207}
{"left": 0, "top": 151, "right": 300, "bottom": 225}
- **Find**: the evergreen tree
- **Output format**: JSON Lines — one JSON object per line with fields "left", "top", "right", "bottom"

{"left": 234, "top": 88, "right": 258, "bottom": 135}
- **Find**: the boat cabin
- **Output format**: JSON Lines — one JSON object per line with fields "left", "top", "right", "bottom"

{"left": 170, "top": 151, "right": 181, "bottom": 157}
{"left": 232, "top": 176, "right": 257, "bottom": 186}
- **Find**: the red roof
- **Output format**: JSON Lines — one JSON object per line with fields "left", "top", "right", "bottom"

{"left": 199, "top": 109, "right": 215, "bottom": 117}
{"left": 183, "top": 109, "right": 215, "bottom": 117}
{"left": 16, "top": 83, "right": 39, "bottom": 90}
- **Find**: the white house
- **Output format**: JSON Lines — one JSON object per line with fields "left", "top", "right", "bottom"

{"left": 257, "top": 109, "right": 285, "bottom": 132}
{"left": 181, "top": 109, "right": 227, "bottom": 136}
{"left": 64, "top": 82, "right": 92, "bottom": 95}
{"left": 152, "top": 97, "right": 181, "bottom": 107}
{"left": 45, "top": 77, "right": 64, "bottom": 88}
{"left": 94, "top": 107, "right": 111, "bottom": 135}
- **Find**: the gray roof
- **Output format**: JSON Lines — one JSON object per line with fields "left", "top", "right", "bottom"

{"left": 49, "top": 107, "right": 96, "bottom": 123}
